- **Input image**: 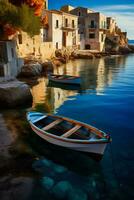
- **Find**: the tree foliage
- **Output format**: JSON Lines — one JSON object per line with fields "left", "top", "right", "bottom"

{"left": 0, "top": 0, "right": 41, "bottom": 37}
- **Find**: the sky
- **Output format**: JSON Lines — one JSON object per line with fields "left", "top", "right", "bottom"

{"left": 48, "top": 0, "right": 134, "bottom": 39}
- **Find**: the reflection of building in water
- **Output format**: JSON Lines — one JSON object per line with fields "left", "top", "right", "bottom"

{"left": 96, "top": 58, "right": 113, "bottom": 94}
{"left": 31, "top": 77, "right": 47, "bottom": 107}
{"left": 53, "top": 60, "right": 80, "bottom": 76}
{"left": 96, "top": 59, "right": 106, "bottom": 93}
{"left": 31, "top": 56, "right": 127, "bottom": 109}
{"left": 49, "top": 87, "right": 77, "bottom": 111}
{"left": 31, "top": 77, "right": 77, "bottom": 112}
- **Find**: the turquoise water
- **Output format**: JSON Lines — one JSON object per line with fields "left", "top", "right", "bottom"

{"left": 0, "top": 54, "right": 134, "bottom": 199}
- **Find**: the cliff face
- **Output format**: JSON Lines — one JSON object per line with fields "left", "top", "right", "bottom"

{"left": 105, "top": 26, "right": 128, "bottom": 52}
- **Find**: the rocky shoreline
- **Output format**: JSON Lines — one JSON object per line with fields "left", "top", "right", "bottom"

{"left": 0, "top": 45, "right": 134, "bottom": 109}
{"left": 17, "top": 45, "right": 134, "bottom": 78}
{"left": 0, "top": 79, "right": 32, "bottom": 108}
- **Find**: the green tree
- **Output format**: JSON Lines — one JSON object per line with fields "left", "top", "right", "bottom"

{"left": 0, "top": 0, "right": 41, "bottom": 37}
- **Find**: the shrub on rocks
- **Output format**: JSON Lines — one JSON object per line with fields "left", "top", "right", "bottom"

{"left": 42, "top": 61, "right": 54, "bottom": 74}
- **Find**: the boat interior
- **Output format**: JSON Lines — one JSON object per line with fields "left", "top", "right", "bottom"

{"left": 34, "top": 115, "right": 102, "bottom": 140}
{"left": 51, "top": 75, "right": 75, "bottom": 80}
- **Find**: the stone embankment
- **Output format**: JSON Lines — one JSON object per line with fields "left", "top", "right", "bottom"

{"left": 0, "top": 79, "right": 32, "bottom": 108}
{"left": 18, "top": 45, "right": 134, "bottom": 78}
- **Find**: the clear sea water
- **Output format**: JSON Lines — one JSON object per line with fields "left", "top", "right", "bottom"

{"left": 0, "top": 54, "right": 134, "bottom": 200}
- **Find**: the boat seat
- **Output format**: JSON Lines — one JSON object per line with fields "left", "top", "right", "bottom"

{"left": 61, "top": 125, "right": 81, "bottom": 138}
{"left": 42, "top": 119, "right": 62, "bottom": 131}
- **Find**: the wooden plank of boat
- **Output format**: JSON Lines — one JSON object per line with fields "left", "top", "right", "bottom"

{"left": 48, "top": 114, "right": 103, "bottom": 138}
{"left": 61, "top": 125, "right": 81, "bottom": 138}
{"left": 42, "top": 118, "right": 62, "bottom": 131}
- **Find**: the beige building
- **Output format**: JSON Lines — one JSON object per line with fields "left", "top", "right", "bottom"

{"left": 107, "top": 17, "right": 116, "bottom": 34}
{"left": 60, "top": 5, "right": 75, "bottom": 13}
{"left": 61, "top": 6, "right": 107, "bottom": 51}
{"left": 42, "top": 9, "right": 79, "bottom": 49}
{"left": 85, "top": 12, "right": 107, "bottom": 52}
{"left": 61, "top": 6, "right": 94, "bottom": 49}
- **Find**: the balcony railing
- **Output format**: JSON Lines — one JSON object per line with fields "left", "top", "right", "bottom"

{"left": 61, "top": 24, "right": 77, "bottom": 30}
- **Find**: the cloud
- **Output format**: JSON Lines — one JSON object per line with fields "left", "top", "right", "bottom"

{"left": 97, "top": 4, "right": 134, "bottom": 12}
{"left": 93, "top": 4, "right": 134, "bottom": 39}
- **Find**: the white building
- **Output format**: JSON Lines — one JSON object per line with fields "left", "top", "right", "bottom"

{"left": 0, "top": 40, "right": 23, "bottom": 78}
{"left": 42, "top": 10, "right": 79, "bottom": 49}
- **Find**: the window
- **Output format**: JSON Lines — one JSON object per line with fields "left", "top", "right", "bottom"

{"left": 44, "top": 1, "right": 46, "bottom": 9}
{"left": 65, "top": 18, "right": 68, "bottom": 27}
{"left": 56, "top": 20, "right": 59, "bottom": 28}
{"left": 101, "top": 34, "right": 104, "bottom": 42}
{"left": 78, "top": 11, "right": 81, "bottom": 16}
{"left": 104, "top": 21, "right": 106, "bottom": 29}
{"left": 72, "top": 20, "right": 75, "bottom": 28}
{"left": 89, "top": 33, "right": 95, "bottom": 39}
{"left": 11, "top": 48, "right": 14, "bottom": 58}
{"left": 0, "top": 44, "right": 4, "bottom": 62}
{"left": 101, "top": 21, "right": 103, "bottom": 29}
{"left": 91, "top": 20, "right": 95, "bottom": 28}
{"left": 38, "top": 47, "right": 41, "bottom": 54}
{"left": 56, "top": 42, "right": 58, "bottom": 49}
{"left": 18, "top": 34, "right": 22, "bottom": 44}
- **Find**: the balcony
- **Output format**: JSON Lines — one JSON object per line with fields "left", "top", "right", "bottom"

{"left": 61, "top": 24, "right": 77, "bottom": 31}
{"left": 88, "top": 25, "right": 97, "bottom": 29}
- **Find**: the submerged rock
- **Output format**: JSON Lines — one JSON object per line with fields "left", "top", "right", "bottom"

{"left": 53, "top": 164, "right": 67, "bottom": 173}
{"left": 52, "top": 181, "right": 72, "bottom": 199}
{"left": 68, "top": 189, "right": 88, "bottom": 200}
{"left": 0, "top": 80, "right": 32, "bottom": 108}
{"left": 42, "top": 177, "right": 54, "bottom": 190}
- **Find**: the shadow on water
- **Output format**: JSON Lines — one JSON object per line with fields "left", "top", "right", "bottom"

{"left": 47, "top": 81, "right": 82, "bottom": 92}
{"left": 27, "top": 132, "right": 103, "bottom": 177}
{"left": 1, "top": 109, "right": 103, "bottom": 178}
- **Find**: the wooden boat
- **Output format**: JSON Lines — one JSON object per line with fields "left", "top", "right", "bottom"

{"left": 48, "top": 74, "right": 81, "bottom": 85}
{"left": 27, "top": 112, "right": 111, "bottom": 155}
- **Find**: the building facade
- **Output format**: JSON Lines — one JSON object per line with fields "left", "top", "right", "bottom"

{"left": 42, "top": 10, "right": 79, "bottom": 49}
{"left": 61, "top": 6, "right": 107, "bottom": 52}
{"left": 85, "top": 12, "right": 107, "bottom": 52}
{"left": 17, "top": 31, "right": 54, "bottom": 60}
{"left": 61, "top": 6, "right": 94, "bottom": 50}
{"left": 0, "top": 40, "right": 23, "bottom": 78}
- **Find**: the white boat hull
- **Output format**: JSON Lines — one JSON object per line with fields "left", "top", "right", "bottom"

{"left": 31, "top": 124, "right": 107, "bottom": 155}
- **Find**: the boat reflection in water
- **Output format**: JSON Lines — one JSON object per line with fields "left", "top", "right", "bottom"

{"left": 48, "top": 81, "right": 82, "bottom": 92}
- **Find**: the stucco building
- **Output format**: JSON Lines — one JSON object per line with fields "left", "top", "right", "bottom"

{"left": 107, "top": 17, "right": 116, "bottom": 35}
{"left": 85, "top": 12, "right": 107, "bottom": 52}
{"left": 61, "top": 6, "right": 107, "bottom": 52}
{"left": 42, "top": 9, "right": 79, "bottom": 49}
{"left": 0, "top": 40, "right": 23, "bottom": 78}
{"left": 61, "top": 6, "right": 94, "bottom": 49}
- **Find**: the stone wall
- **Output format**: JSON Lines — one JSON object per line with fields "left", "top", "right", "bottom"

{"left": 17, "top": 31, "right": 55, "bottom": 60}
